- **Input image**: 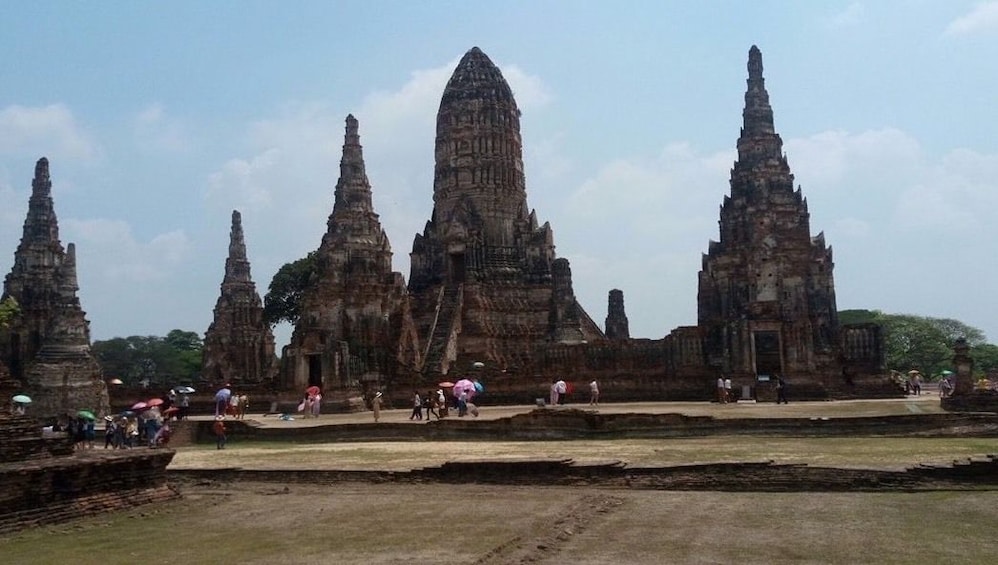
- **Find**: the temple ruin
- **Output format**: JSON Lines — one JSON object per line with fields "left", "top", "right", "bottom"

{"left": 0, "top": 158, "right": 109, "bottom": 417}
{"left": 273, "top": 46, "right": 888, "bottom": 404}
{"left": 201, "top": 210, "right": 279, "bottom": 386}
{"left": 280, "top": 115, "right": 417, "bottom": 402}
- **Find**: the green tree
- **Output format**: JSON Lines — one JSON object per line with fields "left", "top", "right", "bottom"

{"left": 92, "top": 330, "right": 203, "bottom": 387}
{"left": 0, "top": 296, "right": 19, "bottom": 328}
{"left": 263, "top": 251, "right": 317, "bottom": 326}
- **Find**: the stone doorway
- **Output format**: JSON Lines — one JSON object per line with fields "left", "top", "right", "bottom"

{"left": 752, "top": 330, "right": 783, "bottom": 378}
{"left": 307, "top": 354, "right": 322, "bottom": 389}
{"left": 448, "top": 252, "right": 466, "bottom": 283}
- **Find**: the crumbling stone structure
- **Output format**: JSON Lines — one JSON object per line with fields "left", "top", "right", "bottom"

{"left": 281, "top": 116, "right": 417, "bottom": 399}
{"left": 695, "top": 46, "right": 886, "bottom": 398}
{"left": 0, "top": 158, "right": 108, "bottom": 418}
{"left": 201, "top": 210, "right": 279, "bottom": 386}
{"left": 605, "top": 289, "right": 630, "bottom": 340}
{"left": 276, "top": 46, "right": 887, "bottom": 403}
{"left": 407, "top": 47, "right": 603, "bottom": 376}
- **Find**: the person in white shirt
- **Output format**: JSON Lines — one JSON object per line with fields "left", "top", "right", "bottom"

{"left": 589, "top": 380, "right": 600, "bottom": 406}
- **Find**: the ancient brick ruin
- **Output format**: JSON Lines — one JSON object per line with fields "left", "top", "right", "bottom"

{"left": 273, "top": 46, "right": 888, "bottom": 405}
{"left": 201, "top": 210, "right": 279, "bottom": 385}
{"left": 280, "top": 116, "right": 417, "bottom": 402}
{"left": 0, "top": 158, "right": 109, "bottom": 418}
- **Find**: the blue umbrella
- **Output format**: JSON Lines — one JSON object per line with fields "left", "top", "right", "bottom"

{"left": 214, "top": 388, "right": 232, "bottom": 402}
{"left": 473, "top": 381, "right": 485, "bottom": 393}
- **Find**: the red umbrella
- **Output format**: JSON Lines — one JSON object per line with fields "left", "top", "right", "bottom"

{"left": 131, "top": 401, "right": 148, "bottom": 411}
{"left": 162, "top": 406, "right": 179, "bottom": 415}
{"left": 306, "top": 385, "right": 321, "bottom": 397}
{"left": 147, "top": 398, "right": 164, "bottom": 407}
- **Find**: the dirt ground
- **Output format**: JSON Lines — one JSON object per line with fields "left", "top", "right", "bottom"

{"left": 5, "top": 396, "right": 996, "bottom": 564}
{"left": 3, "top": 481, "right": 997, "bottom": 564}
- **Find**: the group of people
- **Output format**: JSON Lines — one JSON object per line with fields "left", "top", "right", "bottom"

{"left": 547, "top": 378, "right": 601, "bottom": 406}
{"left": 408, "top": 389, "right": 450, "bottom": 421}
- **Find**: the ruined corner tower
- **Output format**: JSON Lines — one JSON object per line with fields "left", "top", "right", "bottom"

{"left": 697, "top": 46, "right": 840, "bottom": 382}
{"left": 408, "top": 46, "right": 603, "bottom": 375}
{"left": 201, "top": 210, "right": 278, "bottom": 386}
{"left": 282, "top": 115, "right": 417, "bottom": 396}
{"left": 0, "top": 158, "right": 108, "bottom": 417}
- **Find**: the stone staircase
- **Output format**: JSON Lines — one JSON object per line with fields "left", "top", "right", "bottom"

{"left": 423, "top": 284, "right": 463, "bottom": 374}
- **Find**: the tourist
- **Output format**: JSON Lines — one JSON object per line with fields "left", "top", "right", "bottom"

{"left": 126, "top": 417, "right": 139, "bottom": 448}
{"left": 437, "top": 389, "right": 448, "bottom": 418}
{"left": 308, "top": 393, "right": 320, "bottom": 419}
{"left": 724, "top": 377, "right": 733, "bottom": 402}
{"left": 717, "top": 376, "right": 727, "bottom": 403}
{"left": 409, "top": 391, "right": 422, "bottom": 420}
{"left": 113, "top": 416, "right": 127, "bottom": 449}
{"left": 84, "top": 417, "right": 96, "bottom": 449}
{"left": 178, "top": 393, "right": 190, "bottom": 420}
{"left": 103, "top": 416, "right": 116, "bottom": 448}
{"left": 912, "top": 373, "right": 922, "bottom": 396}
{"left": 776, "top": 374, "right": 788, "bottom": 404}
{"left": 228, "top": 392, "right": 240, "bottom": 416}
{"left": 213, "top": 415, "right": 227, "bottom": 450}
{"left": 549, "top": 380, "right": 560, "bottom": 406}
{"left": 555, "top": 379, "right": 568, "bottom": 405}
{"left": 427, "top": 390, "right": 441, "bottom": 420}
{"left": 372, "top": 391, "right": 383, "bottom": 422}
{"left": 457, "top": 388, "right": 469, "bottom": 417}
{"left": 589, "top": 379, "right": 600, "bottom": 406}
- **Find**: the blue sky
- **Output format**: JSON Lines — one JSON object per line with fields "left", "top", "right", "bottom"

{"left": 2, "top": 1, "right": 997, "bottom": 349}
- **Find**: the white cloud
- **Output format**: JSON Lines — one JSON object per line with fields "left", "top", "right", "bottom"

{"left": 63, "top": 218, "right": 190, "bottom": 283}
{"left": 558, "top": 127, "right": 998, "bottom": 340}
{"left": 133, "top": 103, "right": 191, "bottom": 153}
{"left": 203, "top": 56, "right": 555, "bottom": 295}
{"left": 0, "top": 104, "right": 100, "bottom": 161}
{"left": 945, "top": 1, "right": 998, "bottom": 36}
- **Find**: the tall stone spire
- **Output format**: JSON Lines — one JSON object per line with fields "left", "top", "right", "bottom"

{"left": 430, "top": 46, "right": 527, "bottom": 246}
{"left": 224, "top": 210, "right": 251, "bottom": 284}
{"left": 698, "top": 46, "right": 839, "bottom": 381}
{"left": 282, "top": 115, "right": 415, "bottom": 396}
{"left": 406, "top": 47, "right": 603, "bottom": 376}
{"left": 1, "top": 158, "right": 106, "bottom": 418}
{"left": 332, "top": 114, "right": 375, "bottom": 215}
{"left": 202, "top": 210, "right": 277, "bottom": 385}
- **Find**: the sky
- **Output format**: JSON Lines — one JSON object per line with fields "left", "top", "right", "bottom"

{"left": 1, "top": 1, "right": 997, "bottom": 350}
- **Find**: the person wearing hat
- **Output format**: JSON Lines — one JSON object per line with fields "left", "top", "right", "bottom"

{"left": 212, "top": 415, "right": 227, "bottom": 450}
{"left": 372, "top": 391, "right": 383, "bottom": 422}
{"left": 102, "top": 415, "right": 116, "bottom": 449}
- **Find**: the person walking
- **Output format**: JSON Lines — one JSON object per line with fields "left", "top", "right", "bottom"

{"left": 555, "top": 379, "right": 568, "bottom": 405}
{"left": 372, "top": 391, "right": 383, "bottom": 422}
{"left": 724, "top": 377, "right": 733, "bottom": 403}
{"left": 776, "top": 374, "right": 789, "bottom": 404}
{"left": 549, "top": 380, "right": 560, "bottom": 406}
{"left": 717, "top": 376, "right": 727, "bottom": 404}
{"left": 589, "top": 379, "right": 600, "bottom": 406}
{"left": 409, "top": 391, "right": 422, "bottom": 420}
{"left": 213, "top": 415, "right": 227, "bottom": 450}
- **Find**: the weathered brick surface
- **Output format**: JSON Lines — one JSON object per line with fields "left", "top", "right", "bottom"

{"left": 168, "top": 456, "right": 998, "bottom": 492}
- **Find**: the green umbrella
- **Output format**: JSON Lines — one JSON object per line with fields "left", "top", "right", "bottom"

{"left": 940, "top": 370, "right": 954, "bottom": 376}
{"left": 77, "top": 410, "right": 96, "bottom": 421}
{"left": 12, "top": 394, "right": 31, "bottom": 404}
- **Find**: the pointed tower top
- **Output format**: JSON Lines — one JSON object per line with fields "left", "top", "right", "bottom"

{"left": 222, "top": 209, "right": 250, "bottom": 284}
{"left": 441, "top": 46, "right": 515, "bottom": 105}
{"left": 748, "top": 45, "right": 763, "bottom": 80}
{"left": 33, "top": 157, "right": 52, "bottom": 197}
{"left": 741, "top": 44, "right": 774, "bottom": 137}
{"left": 330, "top": 114, "right": 374, "bottom": 218}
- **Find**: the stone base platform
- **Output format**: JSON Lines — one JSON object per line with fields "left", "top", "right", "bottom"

{"left": 0, "top": 449, "right": 178, "bottom": 534}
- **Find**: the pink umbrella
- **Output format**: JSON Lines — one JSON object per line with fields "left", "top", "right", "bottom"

{"left": 131, "top": 401, "right": 148, "bottom": 411}
{"left": 453, "top": 378, "right": 476, "bottom": 398}
{"left": 147, "top": 398, "right": 164, "bottom": 407}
